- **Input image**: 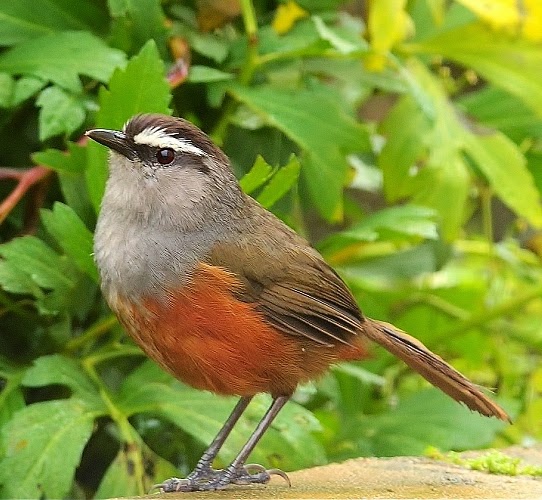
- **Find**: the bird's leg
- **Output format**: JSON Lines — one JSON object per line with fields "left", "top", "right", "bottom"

{"left": 155, "top": 395, "right": 291, "bottom": 492}
{"left": 154, "top": 396, "right": 252, "bottom": 492}
{"left": 188, "top": 396, "right": 253, "bottom": 481}
{"left": 207, "top": 395, "right": 291, "bottom": 489}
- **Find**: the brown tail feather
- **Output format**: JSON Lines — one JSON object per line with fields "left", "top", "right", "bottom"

{"left": 364, "top": 319, "right": 510, "bottom": 422}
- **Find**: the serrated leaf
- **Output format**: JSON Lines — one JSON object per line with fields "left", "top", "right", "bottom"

{"left": 257, "top": 154, "right": 301, "bottom": 208}
{"left": 22, "top": 354, "right": 102, "bottom": 406}
{"left": 36, "top": 86, "right": 86, "bottom": 140}
{"left": 0, "top": 31, "right": 126, "bottom": 92}
{"left": 124, "top": 0, "right": 168, "bottom": 56}
{"left": 358, "top": 389, "right": 508, "bottom": 456}
{"left": 33, "top": 144, "right": 94, "bottom": 224}
{"left": 0, "top": 72, "right": 14, "bottom": 107}
{"left": 458, "top": 87, "right": 542, "bottom": 142}
{"left": 11, "top": 76, "right": 45, "bottom": 105}
{"left": 464, "top": 131, "right": 542, "bottom": 226}
{"left": 413, "top": 22, "right": 542, "bottom": 118}
{"left": 0, "top": 0, "right": 108, "bottom": 46}
{"left": 40, "top": 203, "right": 98, "bottom": 280}
{"left": 0, "top": 261, "right": 41, "bottom": 296}
{"left": 0, "top": 236, "right": 73, "bottom": 290}
{"left": 0, "top": 399, "right": 97, "bottom": 499}
{"left": 239, "top": 155, "right": 274, "bottom": 194}
{"left": 229, "top": 85, "right": 370, "bottom": 221}
{"left": 188, "top": 65, "right": 233, "bottom": 83}
{"left": 86, "top": 40, "right": 171, "bottom": 211}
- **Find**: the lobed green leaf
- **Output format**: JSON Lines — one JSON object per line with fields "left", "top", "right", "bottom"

{"left": 0, "top": 399, "right": 97, "bottom": 499}
{"left": 229, "top": 84, "right": 370, "bottom": 221}
{"left": 0, "top": 31, "right": 125, "bottom": 92}
{"left": 36, "top": 86, "right": 86, "bottom": 140}
{"left": 40, "top": 203, "right": 98, "bottom": 281}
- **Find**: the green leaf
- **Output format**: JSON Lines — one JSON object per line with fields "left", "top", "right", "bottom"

{"left": 464, "top": 131, "right": 542, "bottom": 226}
{"left": 412, "top": 22, "right": 542, "bottom": 118}
{"left": 116, "top": 362, "right": 325, "bottom": 470}
{"left": 0, "top": 399, "right": 97, "bottom": 499}
{"left": 0, "top": 236, "right": 83, "bottom": 314}
{"left": 107, "top": 0, "right": 128, "bottom": 17}
{"left": 120, "top": 0, "right": 168, "bottom": 57}
{"left": 0, "top": 31, "right": 126, "bottom": 92}
{"left": 0, "top": 0, "right": 108, "bottom": 46}
{"left": 379, "top": 95, "right": 431, "bottom": 201}
{"left": 86, "top": 40, "right": 171, "bottom": 211}
{"left": 34, "top": 144, "right": 94, "bottom": 224}
{"left": 11, "top": 76, "right": 45, "bottom": 105}
{"left": 457, "top": 87, "right": 542, "bottom": 142}
{"left": 0, "top": 236, "right": 73, "bottom": 291}
{"left": 331, "top": 363, "right": 385, "bottom": 386}
{"left": 319, "top": 205, "right": 438, "bottom": 256}
{"left": 36, "top": 86, "right": 86, "bottom": 140}
{"left": 348, "top": 205, "right": 438, "bottom": 240}
{"left": 95, "top": 437, "right": 177, "bottom": 499}
{"left": 257, "top": 155, "right": 301, "bottom": 209}
{"left": 0, "top": 261, "right": 41, "bottom": 296}
{"left": 0, "top": 359, "right": 26, "bottom": 429}
{"left": 312, "top": 15, "right": 367, "bottom": 54}
{"left": 0, "top": 72, "right": 14, "bottom": 107}
{"left": 239, "top": 155, "right": 274, "bottom": 194}
{"left": 171, "top": 16, "right": 230, "bottom": 63}
{"left": 22, "top": 354, "right": 102, "bottom": 406}
{"left": 358, "top": 389, "right": 508, "bottom": 456}
{"left": 188, "top": 65, "right": 233, "bottom": 83}
{"left": 229, "top": 84, "right": 370, "bottom": 221}
{"left": 40, "top": 203, "right": 98, "bottom": 280}
{"left": 412, "top": 155, "right": 470, "bottom": 239}
{"left": 33, "top": 142, "right": 87, "bottom": 173}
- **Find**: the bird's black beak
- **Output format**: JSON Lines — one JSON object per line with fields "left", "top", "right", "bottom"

{"left": 85, "top": 129, "right": 136, "bottom": 160}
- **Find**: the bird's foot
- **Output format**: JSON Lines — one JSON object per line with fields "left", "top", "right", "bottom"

{"left": 153, "top": 463, "right": 290, "bottom": 492}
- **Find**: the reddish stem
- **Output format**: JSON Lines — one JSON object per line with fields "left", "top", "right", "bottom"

{"left": 0, "top": 166, "right": 52, "bottom": 225}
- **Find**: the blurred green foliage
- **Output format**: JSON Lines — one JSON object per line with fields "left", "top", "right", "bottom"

{"left": 0, "top": 0, "right": 541, "bottom": 498}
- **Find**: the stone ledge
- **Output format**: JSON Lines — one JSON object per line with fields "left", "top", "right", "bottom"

{"left": 140, "top": 446, "right": 542, "bottom": 499}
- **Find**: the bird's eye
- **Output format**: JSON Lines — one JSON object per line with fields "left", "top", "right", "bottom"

{"left": 156, "top": 148, "right": 175, "bottom": 165}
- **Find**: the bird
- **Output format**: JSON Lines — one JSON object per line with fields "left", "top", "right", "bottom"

{"left": 86, "top": 113, "right": 509, "bottom": 492}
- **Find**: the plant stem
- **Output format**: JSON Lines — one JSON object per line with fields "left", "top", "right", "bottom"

{"left": 83, "top": 357, "right": 147, "bottom": 494}
{"left": 480, "top": 184, "right": 494, "bottom": 246}
{"left": 434, "top": 282, "right": 542, "bottom": 342}
{"left": 64, "top": 314, "right": 118, "bottom": 354}
{"left": 211, "top": 0, "right": 259, "bottom": 144}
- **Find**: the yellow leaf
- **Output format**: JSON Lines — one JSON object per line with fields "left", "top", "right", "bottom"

{"left": 455, "top": 0, "right": 542, "bottom": 41}
{"left": 272, "top": 1, "right": 309, "bottom": 35}
{"left": 523, "top": 0, "right": 542, "bottom": 41}
{"left": 367, "top": 0, "right": 413, "bottom": 71}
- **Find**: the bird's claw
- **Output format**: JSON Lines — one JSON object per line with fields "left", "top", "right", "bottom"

{"left": 151, "top": 463, "right": 290, "bottom": 492}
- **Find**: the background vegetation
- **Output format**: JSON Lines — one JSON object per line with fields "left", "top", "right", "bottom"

{"left": 0, "top": 0, "right": 541, "bottom": 498}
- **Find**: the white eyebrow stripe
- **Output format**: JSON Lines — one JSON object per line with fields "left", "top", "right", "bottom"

{"left": 133, "top": 126, "right": 207, "bottom": 156}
